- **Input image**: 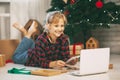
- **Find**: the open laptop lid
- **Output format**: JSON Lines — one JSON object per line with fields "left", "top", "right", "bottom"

{"left": 79, "top": 48, "right": 110, "bottom": 75}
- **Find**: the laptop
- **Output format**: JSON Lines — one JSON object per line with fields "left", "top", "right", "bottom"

{"left": 71, "top": 48, "right": 110, "bottom": 76}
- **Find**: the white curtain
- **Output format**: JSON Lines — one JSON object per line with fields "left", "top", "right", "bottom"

{"left": 10, "top": 0, "right": 51, "bottom": 40}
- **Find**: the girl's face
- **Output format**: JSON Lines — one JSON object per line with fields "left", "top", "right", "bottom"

{"left": 48, "top": 18, "right": 65, "bottom": 38}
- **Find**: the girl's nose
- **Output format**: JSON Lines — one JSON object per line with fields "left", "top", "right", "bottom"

{"left": 59, "top": 26, "right": 64, "bottom": 31}
{"left": 58, "top": 26, "right": 62, "bottom": 31}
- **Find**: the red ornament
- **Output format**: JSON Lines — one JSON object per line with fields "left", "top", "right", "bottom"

{"left": 70, "top": 0, "right": 75, "bottom": 4}
{"left": 95, "top": 0, "right": 103, "bottom": 8}
{"left": 64, "top": 10, "right": 69, "bottom": 16}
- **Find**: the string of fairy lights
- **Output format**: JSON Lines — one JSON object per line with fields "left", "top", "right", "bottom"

{"left": 65, "top": 8, "right": 120, "bottom": 28}
{"left": 53, "top": 0, "right": 120, "bottom": 28}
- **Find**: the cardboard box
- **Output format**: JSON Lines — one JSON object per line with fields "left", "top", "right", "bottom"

{"left": 69, "top": 44, "right": 84, "bottom": 56}
{"left": 31, "top": 69, "right": 67, "bottom": 76}
{"left": 0, "top": 54, "right": 6, "bottom": 67}
{"left": 69, "top": 50, "right": 80, "bottom": 56}
{"left": 0, "top": 39, "right": 19, "bottom": 60}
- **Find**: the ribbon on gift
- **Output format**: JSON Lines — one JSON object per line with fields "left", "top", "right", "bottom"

{"left": 73, "top": 42, "right": 83, "bottom": 56}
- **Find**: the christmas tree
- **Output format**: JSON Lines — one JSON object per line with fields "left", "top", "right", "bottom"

{"left": 47, "top": 0, "right": 120, "bottom": 44}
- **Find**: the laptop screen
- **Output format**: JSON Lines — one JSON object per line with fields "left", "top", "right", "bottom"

{"left": 79, "top": 48, "right": 110, "bottom": 75}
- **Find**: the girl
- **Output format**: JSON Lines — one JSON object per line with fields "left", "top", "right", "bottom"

{"left": 12, "top": 11, "right": 70, "bottom": 68}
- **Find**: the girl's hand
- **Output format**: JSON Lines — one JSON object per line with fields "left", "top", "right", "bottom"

{"left": 56, "top": 60, "right": 66, "bottom": 67}
{"left": 49, "top": 60, "right": 66, "bottom": 68}
{"left": 66, "top": 58, "right": 78, "bottom": 65}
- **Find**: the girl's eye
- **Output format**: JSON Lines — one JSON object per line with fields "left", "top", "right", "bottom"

{"left": 55, "top": 25, "right": 58, "bottom": 27}
{"left": 61, "top": 25, "right": 64, "bottom": 27}
{"left": 54, "top": 25, "right": 64, "bottom": 27}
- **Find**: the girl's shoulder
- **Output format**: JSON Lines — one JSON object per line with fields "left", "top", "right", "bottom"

{"left": 59, "top": 34, "right": 69, "bottom": 40}
{"left": 58, "top": 34, "right": 70, "bottom": 44}
{"left": 37, "top": 32, "right": 47, "bottom": 40}
{"left": 35, "top": 32, "right": 49, "bottom": 46}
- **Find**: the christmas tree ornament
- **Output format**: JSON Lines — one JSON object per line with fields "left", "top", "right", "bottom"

{"left": 64, "top": 10, "right": 70, "bottom": 16}
{"left": 95, "top": 0, "right": 103, "bottom": 8}
{"left": 70, "top": 0, "right": 75, "bottom": 4}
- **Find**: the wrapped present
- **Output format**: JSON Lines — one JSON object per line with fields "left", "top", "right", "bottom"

{"left": 0, "top": 54, "right": 6, "bottom": 67}
{"left": 0, "top": 40, "right": 19, "bottom": 60}
{"left": 69, "top": 43, "right": 84, "bottom": 56}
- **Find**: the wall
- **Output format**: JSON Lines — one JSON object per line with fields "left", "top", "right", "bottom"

{"left": 92, "top": 24, "right": 120, "bottom": 54}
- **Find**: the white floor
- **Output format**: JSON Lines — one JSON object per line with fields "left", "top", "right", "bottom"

{"left": 108, "top": 54, "right": 120, "bottom": 80}
{"left": 0, "top": 54, "right": 120, "bottom": 80}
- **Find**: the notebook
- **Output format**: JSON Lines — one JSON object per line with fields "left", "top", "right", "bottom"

{"left": 71, "top": 48, "right": 110, "bottom": 76}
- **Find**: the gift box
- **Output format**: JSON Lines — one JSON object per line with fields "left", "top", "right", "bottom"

{"left": 69, "top": 43, "right": 84, "bottom": 56}
{"left": 0, "top": 54, "right": 6, "bottom": 67}
{"left": 0, "top": 39, "right": 19, "bottom": 60}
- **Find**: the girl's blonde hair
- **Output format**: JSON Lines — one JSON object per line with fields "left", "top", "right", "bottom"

{"left": 44, "top": 11, "right": 67, "bottom": 32}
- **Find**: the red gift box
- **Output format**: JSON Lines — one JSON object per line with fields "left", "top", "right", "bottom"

{"left": 69, "top": 43, "right": 84, "bottom": 56}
